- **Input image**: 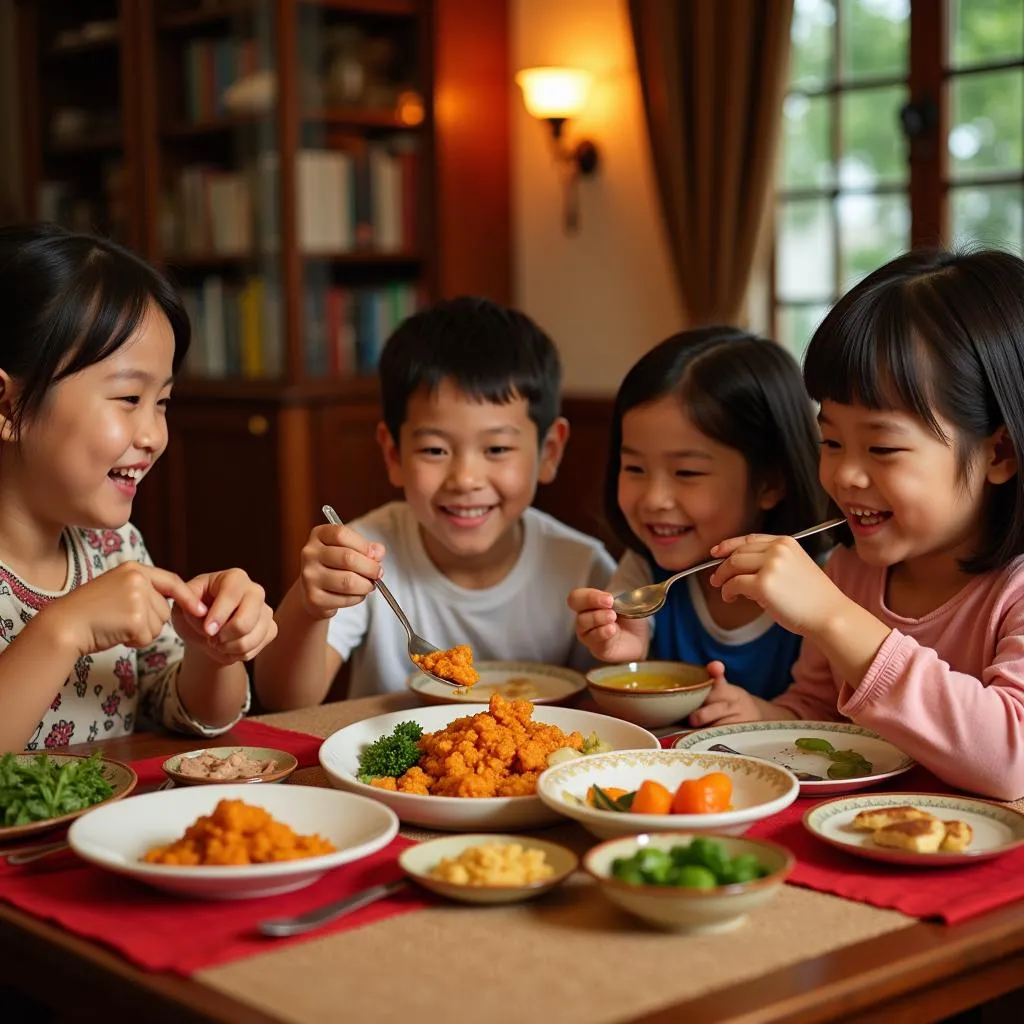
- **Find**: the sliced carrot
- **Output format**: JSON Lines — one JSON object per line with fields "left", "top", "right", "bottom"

{"left": 630, "top": 779, "right": 673, "bottom": 815}
{"left": 672, "top": 772, "right": 733, "bottom": 814}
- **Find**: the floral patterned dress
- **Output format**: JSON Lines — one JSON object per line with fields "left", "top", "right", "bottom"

{"left": 0, "top": 523, "right": 248, "bottom": 750}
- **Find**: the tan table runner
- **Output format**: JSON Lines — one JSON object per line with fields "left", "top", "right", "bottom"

{"left": 191, "top": 696, "right": 915, "bottom": 1023}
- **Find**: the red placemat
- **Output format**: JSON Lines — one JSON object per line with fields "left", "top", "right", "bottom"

{"left": 661, "top": 730, "right": 1024, "bottom": 924}
{"left": 0, "top": 721, "right": 433, "bottom": 973}
{"left": 0, "top": 835, "right": 431, "bottom": 973}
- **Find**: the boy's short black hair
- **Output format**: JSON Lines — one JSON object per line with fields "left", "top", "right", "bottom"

{"left": 378, "top": 296, "right": 562, "bottom": 444}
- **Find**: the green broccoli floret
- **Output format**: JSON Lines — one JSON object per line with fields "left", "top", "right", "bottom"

{"left": 357, "top": 721, "right": 424, "bottom": 782}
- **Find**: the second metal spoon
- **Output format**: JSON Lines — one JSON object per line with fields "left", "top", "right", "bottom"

{"left": 612, "top": 517, "right": 846, "bottom": 619}
{"left": 321, "top": 505, "right": 460, "bottom": 688}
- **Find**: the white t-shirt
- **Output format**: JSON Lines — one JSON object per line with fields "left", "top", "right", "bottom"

{"left": 326, "top": 502, "right": 615, "bottom": 697}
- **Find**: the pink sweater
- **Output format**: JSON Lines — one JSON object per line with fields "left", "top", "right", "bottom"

{"left": 775, "top": 545, "right": 1024, "bottom": 800}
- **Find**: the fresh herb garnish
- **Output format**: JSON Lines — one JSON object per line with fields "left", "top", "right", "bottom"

{"left": 357, "top": 721, "right": 424, "bottom": 782}
{"left": 0, "top": 752, "right": 115, "bottom": 827}
{"left": 794, "top": 737, "right": 873, "bottom": 779}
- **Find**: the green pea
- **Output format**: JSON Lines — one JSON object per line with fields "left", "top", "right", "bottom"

{"left": 673, "top": 865, "right": 719, "bottom": 889}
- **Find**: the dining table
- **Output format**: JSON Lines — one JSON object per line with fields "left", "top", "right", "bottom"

{"left": 1, "top": 691, "right": 1023, "bottom": 1024}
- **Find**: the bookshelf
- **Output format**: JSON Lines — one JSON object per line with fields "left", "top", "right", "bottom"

{"left": 15, "top": 0, "right": 512, "bottom": 606}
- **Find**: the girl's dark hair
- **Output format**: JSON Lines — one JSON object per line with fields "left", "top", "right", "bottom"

{"left": 0, "top": 222, "right": 190, "bottom": 435}
{"left": 605, "top": 326, "right": 829, "bottom": 559}
{"left": 379, "top": 296, "right": 561, "bottom": 445}
{"left": 804, "top": 247, "right": 1024, "bottom": 574}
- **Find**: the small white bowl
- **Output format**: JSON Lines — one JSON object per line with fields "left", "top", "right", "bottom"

{"left": 536, "top": 748, "right": 799, "bottom": 840}
{"left": 584, "top": 832, "right": 793, "bottom": 932}
{"left": 585, "top": 661, "right": 712, "bottom": 728}
{"left": 398, "top": 834, "right": 578, "bottom": 905}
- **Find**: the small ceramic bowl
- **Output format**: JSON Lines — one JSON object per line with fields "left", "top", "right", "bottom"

{"left": 536, "top": 748, "right": 799, "bottom": 840}
{"left": 585, "top": 661, "right": 712, "bottom": 728}
{"left": 584, "top": 831, "right": 793, "bottom": 933}
{"left": 398, "top": 833, "right": 578, "bottom": 905}
{"left": 161, "top": 746, "right": 298, "bottom": 787}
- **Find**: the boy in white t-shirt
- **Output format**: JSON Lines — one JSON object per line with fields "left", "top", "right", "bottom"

{"left": 255, "top": 297, "right": 614, "bottom": 705}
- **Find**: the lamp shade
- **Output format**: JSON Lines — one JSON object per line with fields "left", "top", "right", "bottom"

{"left": 515, "top": 67, "right": 592, "bottom": 120}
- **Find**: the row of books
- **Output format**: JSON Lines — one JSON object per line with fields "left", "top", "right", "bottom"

{"left": 164, "top": 142, "right": 416, "bottom": 257}
{"left": 183, "top": 37, "right": 260, "bottom": 123}
{"left": 179, "top": 276, "right": 420, "bottom": 379}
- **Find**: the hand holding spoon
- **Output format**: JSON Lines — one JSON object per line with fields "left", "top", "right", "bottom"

{"left": 321, "top": 505, "right": 460, "bottom": 689}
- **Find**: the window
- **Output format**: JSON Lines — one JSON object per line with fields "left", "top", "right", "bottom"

{"left": 773, "top": 0, "right": 1024, "bottom": 357}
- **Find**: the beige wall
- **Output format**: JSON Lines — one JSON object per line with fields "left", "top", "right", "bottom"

{"left": 511, "top": 0, "right": 683, "bottom": 395}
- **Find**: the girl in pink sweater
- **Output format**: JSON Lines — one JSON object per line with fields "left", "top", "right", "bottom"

{"left": 694, "top": 248, "right": 1024, "bottom": 801}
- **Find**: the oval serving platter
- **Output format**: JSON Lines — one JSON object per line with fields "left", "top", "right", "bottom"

{"left": 674, "top": 721, "right": 915, "bottom": 796}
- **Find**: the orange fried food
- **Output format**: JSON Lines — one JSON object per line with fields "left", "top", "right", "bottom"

{"left": 143, "top": 799, "right": 335, "bottom": 866}
{"left": 392, "top": 694, "right": 583, "bottom": 798}
{"left": 412, "top": 645, "right": 480, "bottom": 687}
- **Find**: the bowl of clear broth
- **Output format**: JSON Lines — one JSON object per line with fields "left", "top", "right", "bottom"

{"left": 585, "top": 661, "right": 712, "bottom": 728}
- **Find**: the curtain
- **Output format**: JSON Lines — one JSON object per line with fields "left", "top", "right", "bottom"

{"left": 628, "top": 0, "right": 794, "bottom": 326}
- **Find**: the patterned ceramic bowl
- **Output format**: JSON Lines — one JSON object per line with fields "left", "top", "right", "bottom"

{"left": 584, "top": 831, "right": 793, "bottom": 933}
{"left": 536, "top": 749, "right": 799, "bottom": 840}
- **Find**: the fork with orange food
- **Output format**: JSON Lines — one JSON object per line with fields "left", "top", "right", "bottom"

{"left": 586, "top": 772, "right": 734, "bottom": 815}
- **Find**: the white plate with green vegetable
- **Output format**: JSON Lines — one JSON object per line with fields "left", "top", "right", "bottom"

{"left": 673, "top": 722, "right": 915, "bottom": 796}
{"left": 318, "top": 704, "right": 659, "bottom": 831}
{"left": 0, "top": 752, "right": 138, "bottom": 841}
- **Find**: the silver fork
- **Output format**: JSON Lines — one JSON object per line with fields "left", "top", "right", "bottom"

{"left": 322, "top": 505, "right": 460, "bottom": 688}
{"left": 258, "top": 878, "right": 409, "bottom": 937}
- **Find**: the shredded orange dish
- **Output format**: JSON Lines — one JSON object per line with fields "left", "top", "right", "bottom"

{"left": 143, "top": 798, "right": 335, "bottom": 866}
{"left": 370, "top": 693, "right": 583, "bottom": 798}
{"left": 412, "top": 644, "right": 480, "bottom": 688}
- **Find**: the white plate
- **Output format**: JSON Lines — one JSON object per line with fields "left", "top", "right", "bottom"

{"left": 406, "top": 661, "right": 587, "bottom": 706}
{"left": 318, "top": 703, "right": 659, "bottom": 831}
{"left": 536, "top": 749, "right": 800, "bottom": 840}
{"left": 673, "top": 721, "right": 915, "bottom": 795}
{"left": 0, "top": 754, "right": 138, "bottom": 842}
{"left": 803, "top": 792, "right": 1024, "bottom": 867}
{"left": 67, "top": 783, "right": 399, "bottom": 899}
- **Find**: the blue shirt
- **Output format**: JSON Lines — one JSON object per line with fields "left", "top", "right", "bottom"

{"left": 647, "top": 566, "right": 801, "bottom": 701}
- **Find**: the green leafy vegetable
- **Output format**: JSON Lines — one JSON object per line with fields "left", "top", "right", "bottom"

{"left": 795, "top": 736, "right": 873, "bottom": 779}
{"left": 357, "top": 721, "right": 424, "bottom": 782}
{"left": 610, "top": 837, "right": 771, "bottom": 888}
{"left": 591, "top": 785, "right": 635, "bottom": 812}
{"left": 0, "top": 752, "right": 115, "bottom": 827}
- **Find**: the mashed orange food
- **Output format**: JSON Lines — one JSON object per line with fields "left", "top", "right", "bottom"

{"left": 143, "top": 798, "right": 336, "bottom": 866}
{"left": 370, "top": 694, "right": 583, "bottom": 798}
{"left": 412, "top": 645, "right": 479, "bottom": 688}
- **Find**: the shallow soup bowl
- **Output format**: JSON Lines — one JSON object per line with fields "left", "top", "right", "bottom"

{"left": 585, "top": 661, "right": 712, "bottom": 729}
{"left": 536, "top": 748, "right": 799, "bottom": 840}
{"left": 318, "top": 703, "right": 659, "bottom": 832}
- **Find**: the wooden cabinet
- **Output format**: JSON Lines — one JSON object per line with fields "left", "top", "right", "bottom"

{"left": 16, "top": 0, "right": 511, "bottom": 604}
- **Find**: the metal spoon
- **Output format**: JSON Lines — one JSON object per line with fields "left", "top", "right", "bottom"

{"left": 612, "top": 517, "right": 846, "bottom": 619}
{"left": 321, "top": 505, "right": 460, "bottom": 689}
{"left": 258, "top": 878, "right": 409, "bottom": 937}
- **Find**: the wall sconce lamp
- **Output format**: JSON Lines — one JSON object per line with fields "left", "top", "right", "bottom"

{"left": 515, "top": 67, "right": 599, "bottom": 234}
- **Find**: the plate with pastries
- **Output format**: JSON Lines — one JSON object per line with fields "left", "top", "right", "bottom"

{"left": 803, "top": 792, "right": 1024, "bottom": 867}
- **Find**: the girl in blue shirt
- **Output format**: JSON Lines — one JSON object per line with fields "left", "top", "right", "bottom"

{"left": 569, "top": 327, "right": 832, "bottom": 714}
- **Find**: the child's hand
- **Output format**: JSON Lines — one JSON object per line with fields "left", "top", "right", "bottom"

{"left": 709, "top": 533, "right": 846, "bottom": 638}
{"left": 688, "top": 661, "right": 762, "bottom": 727}
{"left": 50, "top": 562, "right": 207, "bottom": 656}
{"left": 296, "top": 523, "right": 384, "bottom": 620}
{"left": 173, "top": 569, "right": 277, "bottom": 665}
{"left": 568, "top": 588, "right": 649, "bottom": 663}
